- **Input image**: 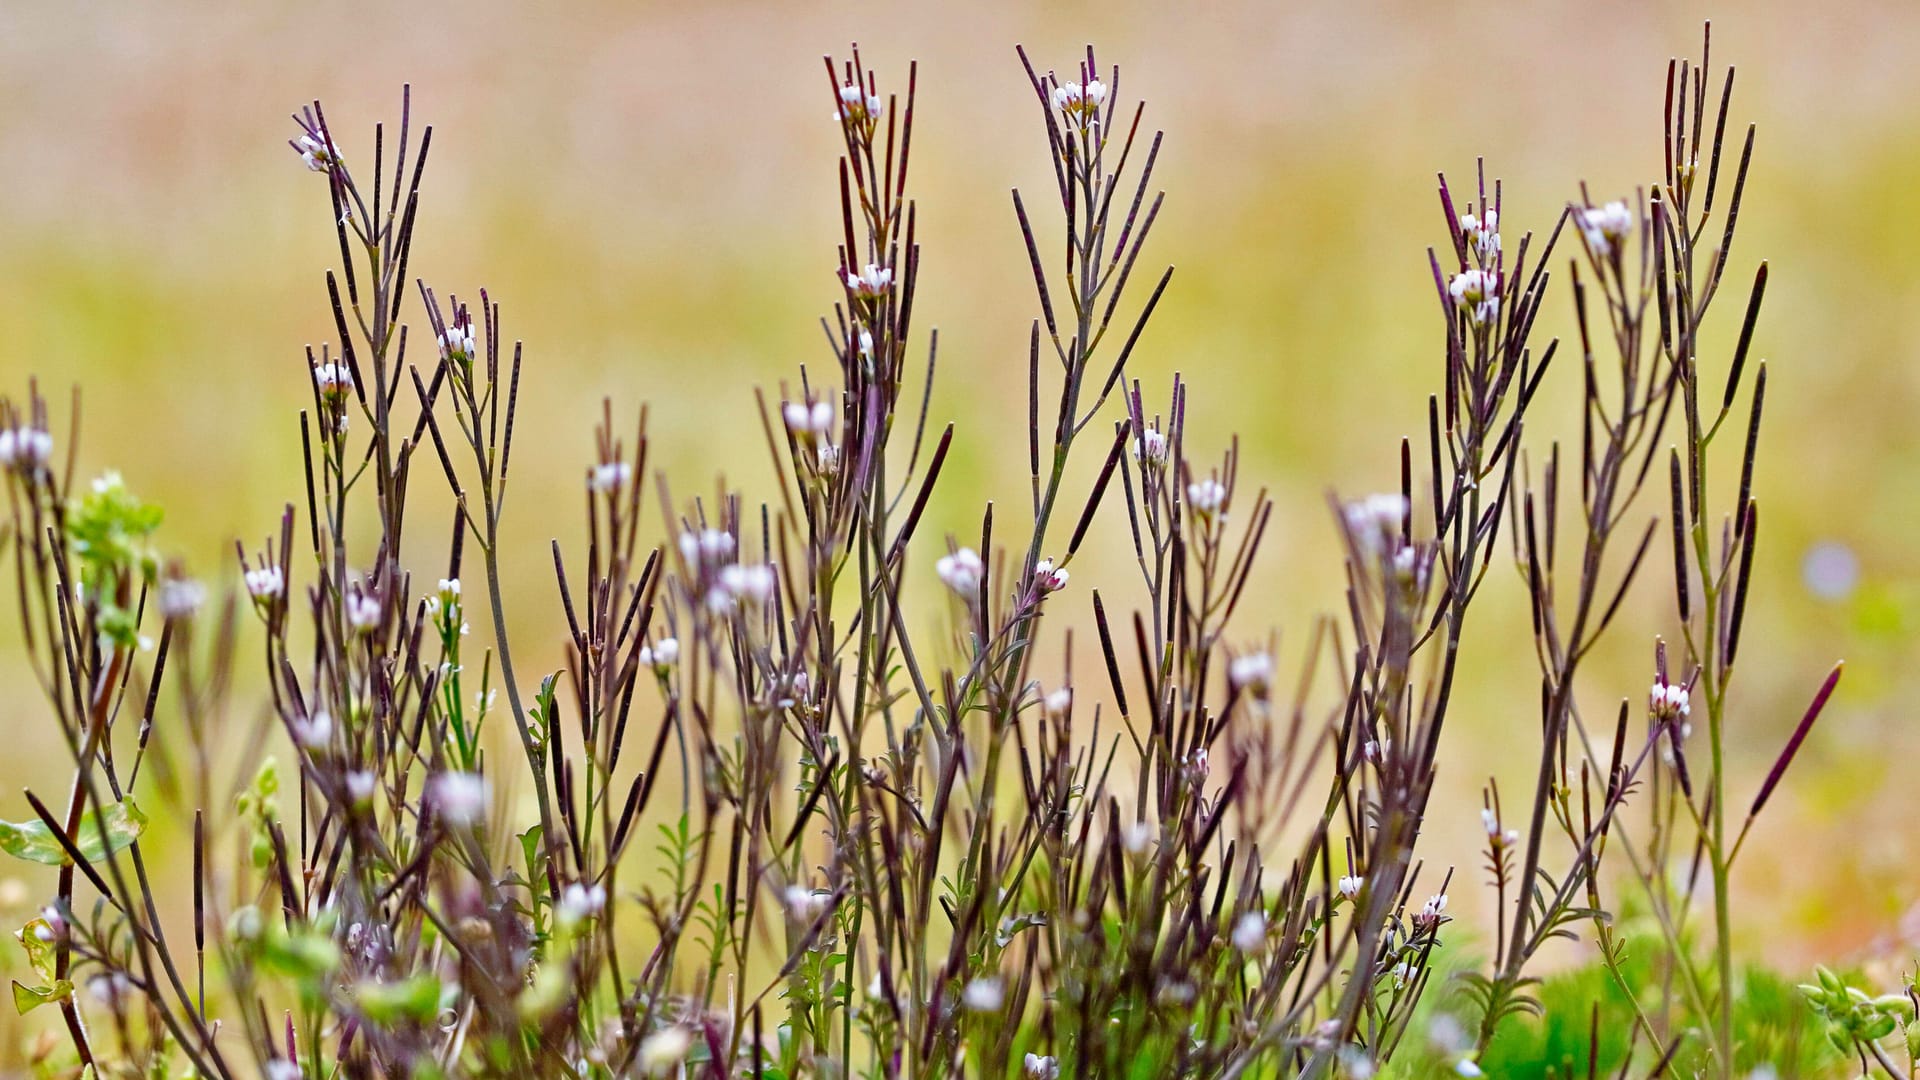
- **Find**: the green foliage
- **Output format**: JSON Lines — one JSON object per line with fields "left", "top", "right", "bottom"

{"left": 0, "top": 799, "right": 146, "bottom": 868}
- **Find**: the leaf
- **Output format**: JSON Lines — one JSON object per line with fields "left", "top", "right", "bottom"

{"left": 354, "top": 972, "right": 444, "bottom": 1025}
{"left": 0, "top": 800, "right": 148, "bottom": 868}
{"left": 15, "top": 918, "right": 59, "bottom": 983}
{"left": 12, "top": 979, "right": 73, "bottom": 1014}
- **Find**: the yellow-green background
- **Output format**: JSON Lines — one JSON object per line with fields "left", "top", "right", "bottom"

{"left": 1, "top": 0, "right": 1916, "bottom": 1035}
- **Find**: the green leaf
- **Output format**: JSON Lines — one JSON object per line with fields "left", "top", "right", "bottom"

{"left": 354, "top": 972, "right": 444, "bottom": 1025}
{"left": 0, "top": 800, "right": 148, "bottom": 868}
{"left": 15, "top": 918, "right": 59, "bottom": 983}
{"left": 12, "top": 979, "right": 73, "bottom": 1014}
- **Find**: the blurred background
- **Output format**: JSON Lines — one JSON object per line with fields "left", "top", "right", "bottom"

{"left": 2, "top": 0, "right": 1917, "bottom": 1019}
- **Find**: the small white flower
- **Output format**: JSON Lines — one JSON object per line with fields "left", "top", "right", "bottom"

{"left": 432, "top": 771, "right": 490, "bottom": 828}
{"left": 1580, "top": 199, "right": 1635, "bottom": 257}
{"left": 439, "top": 318, "right": 477, "bottom": 363}
{"left": 0, "top": 426, "right": 53, "bottom": 474}
{"left": 345, "top": 770, "right": 376, "bottom": 805}
{"left": 1043, "top": 686, "right": 1073, "bottom": 719}
{"left": 1362, "top": 737, "right": 1390, "bottom": 764}
{"left": 1187, "top": 478, "right": 1228, "bottom": 517}
{"left": 1391, "top": 960, "right": 1417, "bottom": 988}
{"left": 783, "top": 399, "right": 837, "bottom": 439}
{"left": 640, "top": 637, "right": 679, "bottom": 673}
{"left": 160, "top": 578, "right": 206, "bottom": 619}
{"left": 1448, "top": 268, "right": 1502, "bottom": 327}
{"left": 438, "top": 578, "right": 461, "bottom": 603}
{"left": 678, "top": 528, "right": 736, "bottom": 566}
{"left": 1337, "top": 873, "right": 1363, "bottom": 899}
{"left": 1228, "top": 651, "right": 1274, "bottom": 698}
{"left": 961, "top": 976, "right": 1003, "bottom": 1012}
{"left": 294, "top": 130, "right": 336, "bottom": 174}
{"left": 784, "top": 885, "right": 833, "bottom": 922}
{"left": 1121, "top": 821, "right": 1154, "bottom": 854}
{"left": 588, "top": 460, "right": 631, "bottom": 493}
{"left": 1345, "top": 493, "right": 1408, "bottom": 552}
{"left": 837, "top": 83, "right": 883, "bottom": 125}
{"left": 718, "top": 563, "right": 776, "bottom": 606}
{"left": 1457, "top": 209, "right": 1500, "bottom": 260}
{"left": 345, "top": 590, "right": 381, "bottom": 633}
{"left": 1024, "top": 1053, "right": 1061, "bottom": 1080}
{"left": 475, "top": 688, "right": 497, "bottom": 712}
{"left": 1231, "top": 911, "right": 1268, "bottom": 952}
{"left": 312, "top": 362, "right": 353, "bottom": 398}
{"left": 1051, "top": 79, "right": 1108, "bottom": 123}
{"left": 1184, "top": 746, "right": 1210, "bottom": 786}
{"left": 266, "top": 1060, "right": 305, "bottom": 1080}
{"left": 1031, "top": 557, "right": 1069, "bottom": 595}
{"left": 845, "top": 262, "right": 894, "bottom": 300}
{"left": 1481, "top": 807, "right": 1500, "bottom": 837}
{"left": 1454, "top": 1060, "right": 1484, "bottom": 1078}
{"left": 1649, "top": 678, "right": 1690, "bottom": 722}
{"left": 937, "top": 548, "right": 985, "bottom": 596}
{"left": 292, "top": 710, "right": 333, "bottom": 751}
{"left": 856, "top": 327, "right": 875, "bottom": 360}
{"left": 559, "top": 882, "right": 608, "bottom": 922}
{"left": 1415, "top": 892, "right": 1449, "bottom": 931}
{"left": 638, "top": 1026, "right": 693, "bottom": 1075}
{"left": 246, "top": 565, "right": 285, "bottom": 601}
{"left": 1134, "top": 426, "right": 1169, "bottom": 468}
{"left": 87, "top": 971, "right": 133, "bottom": 1007}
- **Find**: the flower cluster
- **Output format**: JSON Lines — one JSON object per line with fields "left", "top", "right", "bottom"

{"left": 1448, "top": 268, "right": 1501, "bottom": 327}
{"left": 1051, "top": 79, "right": 1108, "bottom": 126}
{"left": 0, "top": 425, "right": 52, "bottom": 476}
{"left": 1579, "top": 199, "right": 1634, "bottom": 258}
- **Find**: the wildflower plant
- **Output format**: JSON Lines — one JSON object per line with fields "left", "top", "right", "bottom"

{"left": 0, "top": 24, "right": 1868, "bottom": 1080}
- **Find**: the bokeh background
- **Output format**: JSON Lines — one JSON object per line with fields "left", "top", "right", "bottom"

{"left": 2, "top": 0, "right": 1918, "bottom": 1036}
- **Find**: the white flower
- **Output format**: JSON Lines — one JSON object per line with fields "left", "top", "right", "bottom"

{"left": 0, "top": 426, "right": 53, "bottom": 474}
{"left": 1024, "top": 1053, "right": 1061, "bottom": 1080}
{"left": 1454, "top": 1060, "right": 1484, "bottom": 1078}
{"left": 87, "top": 971, "right": 133, "bottom": 1007}
{"left": 266, "top": 1060, "right": 305, "bottom": 1080}
{"left": 1345, "top": 493, "right": 1408, "bottom": 553}
{"left": 432, "top": 771, "right": 490, "bottom": 828}
{"left": 1649, "top": 678, "right": 1690, "bottom": 722}
{"left": 1184, "top": 746, "right": 1210, "bottom": 786}
{"left": 292, "top": 710, "right": 333, "bottom": 751}
{"left": 1414, "top": 892, "right": 1449, "bottom": 931}
{"left": 1031, "top": 558, "right": 1069, "bottom": 595}
{"left": 294, "top": 130, "right": 336, "bottom": 174}
{"left": 1391, "top": 960, "right": 1417, "bottom": 988}
{"left": 1187, "top": 478, "right": 1228, "bottom": 516}
{"left": 962, "top": 976, "right": 1003, "bottom": 1012}
{"left": 1043, "top": 687, "right": 1073, "bottom": 719}
{"left": 678, "top": 528, "right": 735, "bottom": 566}
{"left": 784, "top": 885, "right": 833, "bottom": 922}
{"left": 718, "top": 563, "right": 776, "bottom": 606}
{"left": 345, "top": 590, "right": 381, "bottom": 633}
{"left": 559, "top": 882, "right": 608, "bottom": 922}
{"left": 1580, "top": 199, "right": 1635, "bottom": 257}
{"left": 1231, "top": 911, "right": 1268, "bottom": 952}
{"left": 160, "top": 578, "right": 206, "bottom": 619}
{"left": 1448, "top": 268, "right": 1502, "bottom": 327}
{"left": 1051, "top": 79, "right": 1108, "bottom": 122}
{"left": 345, "top": 770, "right": 376, "bottom": 805}
{"left": 845, "top": 262, "right": 894, "bottom": 300}
{"left": 1134, "top": 426, "right": 1169, "bottom": 468}
{"left": 312, "top": 362, "right": 353, "bottom": 398}
{"left": 439, "top": 318, "right": 477, "bottom": 363}
{"left": 1481, "top": 807, "right": 1500, "bottom": 836}
{"left": 784, "top": 399, "right": 837, "bottom": 439}
{"left": 856, "top": 327, "right": 875, "bottom": 360}
{"left": 937, "top": 548, "right": 985, "bottom": 596}
{"left": 837, "top": 83, "right": 883, "bottom": 125}
{"left": 1362, "top": 737, "right": 1390, "bottom": 764}
{"left": 588, "top": 460, "right": 631, "bottom": 493}
{"left": 640, "top": 637, "right": 679, "bottom": 672}
{"left": 1457, "top": 209, "right": 1500, "bottom": 259}
{"left": 638, "top": 1026, "right": 693, "bottom": 1075}
{"left": 1228, "top": 651, "right": 1274, "bottom": 697}
{"left": 1121, "top": 821, "right": 1154, "bottom": 854}
{"left": 1337, "top": 873, "right": 1363, "bottom": 899}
